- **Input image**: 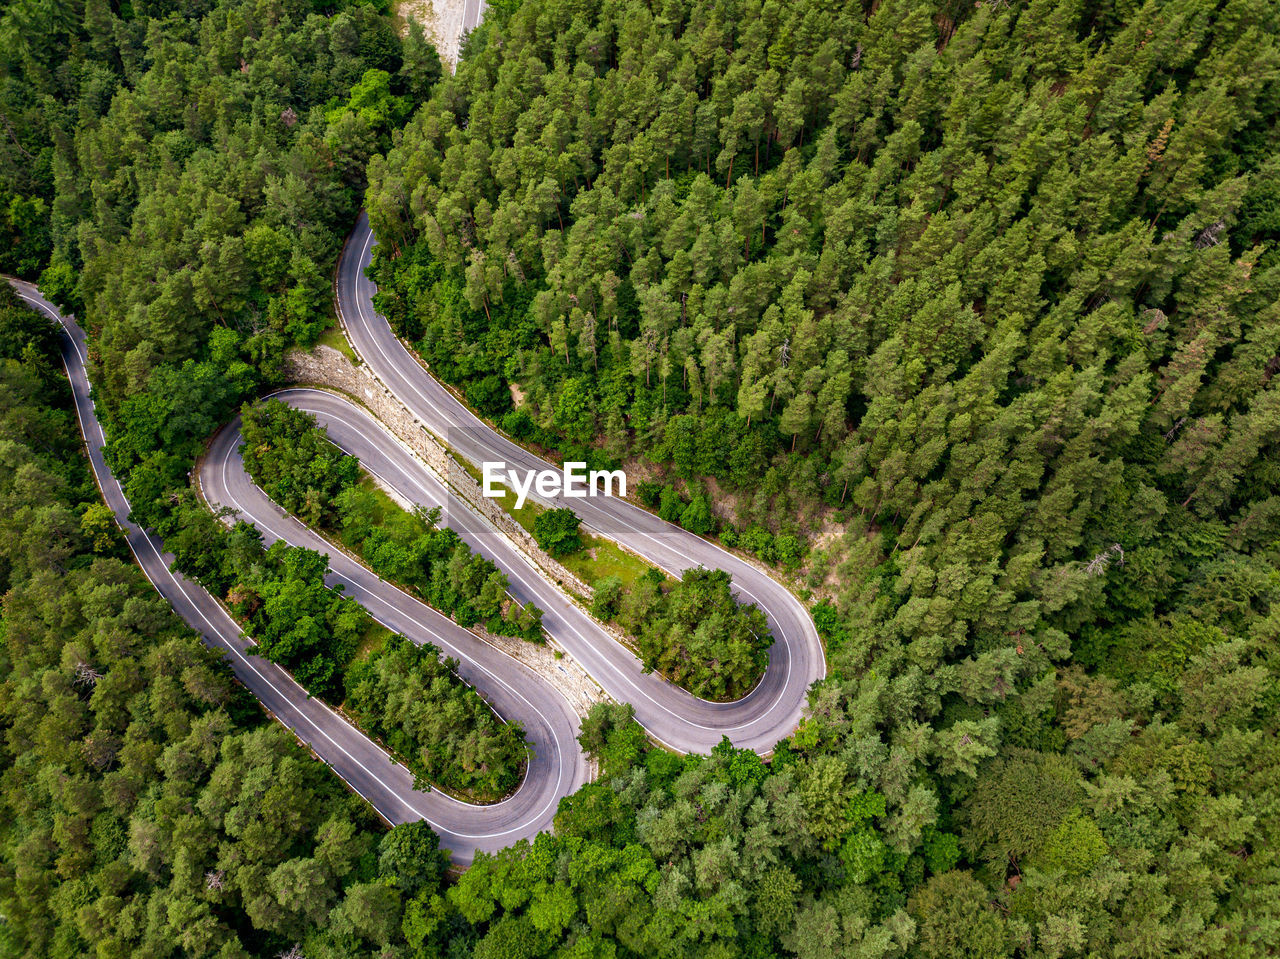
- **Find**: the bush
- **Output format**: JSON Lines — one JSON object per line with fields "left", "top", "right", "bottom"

{"left": 774, "top": 533, "right": 806, "bottom": 569}
{"left": 591, "top": 576, "right": 624, "bottom": 619}
{"left": 657, "top": 484, "right": 684, "bottom": 522}
{"left": 533, "top": 507, "right": 584, "bottom": 556}
{"left": 636, "top": 480, "right": 663, "bottom": 508}
{"left": 680, "top": 491, "right": 715, "bottom": 535}
{"left": 501, "top": 407, "right": 538, "bottom": 441}
{"left": 739, "top": 525, "right": 776, "bottom": 562}
{"left": 466, "top": 373, "right": 512, "bottom": 417}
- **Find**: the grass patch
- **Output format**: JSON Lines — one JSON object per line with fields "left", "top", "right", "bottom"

{"left": 562, "top": 533, "right": 651, "bottom": 588}
{"left": 350, "top": 474, "right": 442, "bottom": 547}
{"left": 354, "top": 619, "right": 393, "bottom": 661}
{"left": 455, "top": 456, "right": 540, "bottom": 534}
{"left": 317, "top": 326, "right": 358, "bottom": 363}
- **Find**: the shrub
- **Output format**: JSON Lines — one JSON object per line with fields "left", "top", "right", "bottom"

{"left": 532, "top": 507, "right": 584, "bottom": 556}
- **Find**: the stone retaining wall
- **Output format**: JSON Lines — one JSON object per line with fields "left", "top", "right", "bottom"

{"left": 281, "top": 344, "right": 596, "bottom": 601}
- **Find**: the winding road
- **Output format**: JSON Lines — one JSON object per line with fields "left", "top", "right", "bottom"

{"left": 202, "top": 401, "right": 585, "bottom": 855}
{"left": 9, "top": 278, "right": 583, "bottom": 865}
{"left": 336, "top": 212, "right": 826, "bottom": 752}
{"left": 9, "top": 211, "right": 823, "bottom": 862}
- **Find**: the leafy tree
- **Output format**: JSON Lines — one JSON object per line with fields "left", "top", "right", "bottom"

{"left": 532, "top": 506, "right": 584, "bottom": 556}
{"left": 908, "top": 871, "right": 1012, "bottom": 959}
{"left": 577, "top": 701, "right": 646, "bottom": 777}
{"left": 590, "top": 575, "right": 624, "bottom": 620}
{"left": 240, "top": 399, "right": 359, "bottom": 526}
{"left": 378, "top": 819, "right": 450, "bottom": 896}
{"left": 679, "top": 488, "right": 715, "bottom": 535}
{"left": 346, "top": 636, "right": 529, "bottom": 798}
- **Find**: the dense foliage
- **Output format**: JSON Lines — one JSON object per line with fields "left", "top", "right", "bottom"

{"left": 240, "top": 400, "right": 360, "bottom": 527}
{"left": 442, "top": 609, "right": 1280, "bottom": 959}
{"left": 1, "top": 2, "right": 530, "bottom": 943}
{"left": 238, "top": 398, "right": 545, "bottom": 641}
{"left": 366, "top": 0, "right": 1280, "bottom": 559}
{"left": 358, "top": 0, "right": 1280, "bottom": 955}
{"left": 5, "top": 0, "right": 1280, "bottom": 954}
{"left": 0, "top": 0, "right": 440, "bottom": 539}
{"left": 531, "top": 506, "right": 584, "bottom": 556}
{"left": 0, "top": 287, "right": 454, "bottom": 958}
{"left": 346, "top": 636, "right": 529, "bottom": 800}
{"left": 227, "top": 537, "right": 368, "bottom": 699}
{"left": 0, "top": 0, "right": 491, "bottom": 804}
{"left": 594, "top": 566, "right": 770, "bottom": 700}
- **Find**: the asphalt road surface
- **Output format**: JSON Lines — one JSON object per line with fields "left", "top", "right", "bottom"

{"left": 9, "top": 278, "right": 585, "bottom": 865}
{"left": 337, "top": 213, "right": 826, "bottom": 752}
{"left": 463, "top": 0, "right": 485, "bottom": 34}
{"left": 11, "top": 205, "right": 824, "bottom": 857}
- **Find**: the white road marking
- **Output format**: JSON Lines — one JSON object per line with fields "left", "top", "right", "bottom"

{"left": 340, "top": 226, "right": 818, "bottom": 742}
{"left": 12, "top": 282, "right": 578, "bottom": 848}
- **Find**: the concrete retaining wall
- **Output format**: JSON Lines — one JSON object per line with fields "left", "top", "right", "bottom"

{"left": 281, "top": 344, "right": 595, "bottom": 601}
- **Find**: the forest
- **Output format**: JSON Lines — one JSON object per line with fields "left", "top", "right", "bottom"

{"left": 366, "top": 0, "right": 1280, "bottom": 951}
{"left": 0, "top": 285, "right": 453, "bottom": 956}
{"left": 3, "top": 0, "right": 1280, "bottom": 955}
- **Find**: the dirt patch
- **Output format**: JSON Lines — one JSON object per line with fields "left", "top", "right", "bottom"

{"left": 809, "top": 515, "right": 847, "bottom": 552}
{"left": 700, "top": 474, "right": 751, "bottom": 527}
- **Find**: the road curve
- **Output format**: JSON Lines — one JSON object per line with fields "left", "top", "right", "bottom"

{"left": 9, "top": 278, "right": 586, "bottom": 865}
{"left": 337, "top": 213, "right": 826, "bottom": 752}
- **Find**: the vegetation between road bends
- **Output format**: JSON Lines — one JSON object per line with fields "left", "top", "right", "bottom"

{"left": 490, "top": 481, "right": 770, "bottom": 699}
{"left": 346, "top": 636, "right": 529, "bottom": 801}
{"left": 227, "top": 536, "right": 368, "bottom": 700}
{"left": 531, "top": 506, "right": 584, "bottom": 557}
{"left": 239, "top": 398, "right": 545, "bottom": 643}
{"left": 240, "top": 399, "right": 360, "bottom": 528}
{"left": 181, "top": 479, "right": 531, "bottom": 798}
{"left": 593, "top": 567, "right": 771, "bottom": 701}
